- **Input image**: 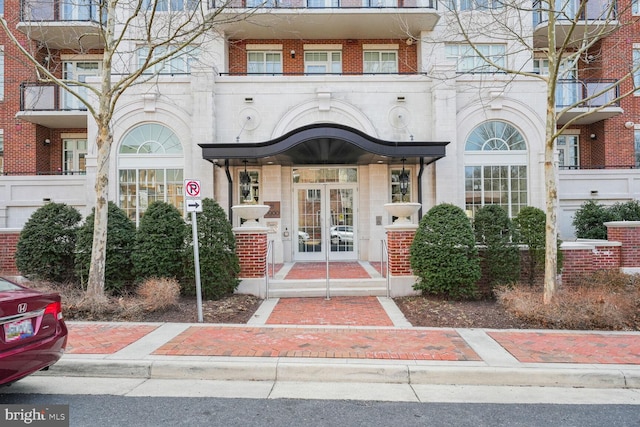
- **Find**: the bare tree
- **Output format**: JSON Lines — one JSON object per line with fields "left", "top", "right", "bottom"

{"left": 426, "top": 0, "right": 639, "bottom": 303}
{"left": 0, "top": 0, "right": 251, "bottom": 300}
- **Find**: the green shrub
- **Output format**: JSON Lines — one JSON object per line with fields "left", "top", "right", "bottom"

{"left": 410, "top": 203, "right": 481, "bottom": 299}
{"left": 608, "top": 200, "right": 640, "bottom": 222}
{"left": 474, "top": 205, "right": 520, "bottom": 287}
{"left": 75, "top": 202, "right": 136, "bottom": 294}
{"left": 15, "top": 202, "right": 82, "bottom": 282}
{"left": 514, "top": 206, "right": 546, "bottom": 286}
{"left": 572, "top": 200, "right": 614, "bottom": 240}
{"left": 132, "top": 201, "right": 188, "bottom": 281}
{"left": 183, "top": 198, "right": 240, "bottom": 299}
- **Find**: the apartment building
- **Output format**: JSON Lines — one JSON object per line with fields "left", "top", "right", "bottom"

{"left": 0, "top": 0, "right": 638, "bottom": 271}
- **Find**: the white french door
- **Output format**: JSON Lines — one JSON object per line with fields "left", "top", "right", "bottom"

{"left": 294, "top": 184, "right": 357, "bottom": 261}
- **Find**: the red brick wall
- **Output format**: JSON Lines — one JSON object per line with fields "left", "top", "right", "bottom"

{"left": 561, "top": 245, "right": 621, "bottom": 287}
{"left": 228, "top": 39, "right": 418, "bottom": 75}
{"left": 234, "top": 232, "right": 268, "bottom": 278}
{"left": 0, "top": 231, "right": 20, "bottom": 275}
{"left": 386, "top": 228, "right": 416, "bottom": 276}
{"left": 606, "top": 225, "right": 640, "bottom": 268}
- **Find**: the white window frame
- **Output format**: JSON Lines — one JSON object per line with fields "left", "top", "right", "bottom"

{"left": 464, "top": 121, "right": 528, "bottom": 218}
{"left": 62, "top": 138, "right": 88, "bottom": 174}
{"left": 633, "top": 0, "right": 639, "bottom": 15}
{"left": 635, "top": 129, "right": 640, "bottom": 168}
{"left": 143, "top": 0, "right": 198, "bottom": 11}
{"left": 634, "top": 47, "right": 640, "bottom": 91}
{"left": 0, "top": 130, "right": 4, "bottom": 175}
{"left": 62, "top": 59, "right": 101, "bottom": 110}
{"left": 446, "top": 44, "right": 506, "bottom": 73}
{"left": 363, "top": 50, "right": 398, "bottom": 74}
{"left": 445, "top": 0, "right": 503, "bottom": 10}
{"left": 138, "top": 46, "right": 198, "bottom": 75}
{"left": 0, "top": 46, "right": 4, "bottom": 101}
{"left": 247, "top": 51, "right": 283, "bottom": 75}
{"left": 557, "top": 134, "right": 580, "bottom": 169}
{"left": 304, "top": 51, "right": 342, "bottom": 74}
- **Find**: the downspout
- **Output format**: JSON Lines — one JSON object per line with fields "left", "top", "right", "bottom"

{"left": 417, "top": 157, "right": 425, "bottom": 220}
{"left": 224, "top": 159, "right": 233, "bottom": 220}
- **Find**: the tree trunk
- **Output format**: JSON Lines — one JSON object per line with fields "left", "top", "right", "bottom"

{"left": 85, "top": 121, "right": 112, "bottom": 301}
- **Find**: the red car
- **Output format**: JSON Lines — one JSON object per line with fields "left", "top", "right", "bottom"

{"left": 0, "top": 277, "right": 68, "bottom": 386}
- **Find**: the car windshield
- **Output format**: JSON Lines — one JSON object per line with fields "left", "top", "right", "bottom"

{"left": 0, "top": 278, "right": 22, "bottom": 291}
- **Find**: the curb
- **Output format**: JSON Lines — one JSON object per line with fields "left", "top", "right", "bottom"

{"left": 39, "top": 358, "right": 640, "bottom": 389}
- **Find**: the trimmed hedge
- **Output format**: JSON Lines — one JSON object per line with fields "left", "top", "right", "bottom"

{"left": 132, "top": 201, "right": 189, "bottom": 281}
{"left": 15, "top": 203, "right": 82, "bottom": 282}
{"left": 183, "top": 198, "right": 240, "bottom": 299}
{"left": 74, "top": 202, "right": 136, "bottom": 294}
{"left": 474, "top": 205, "right": 520, "bottom": 287}
{"left": 410, "top": 203, "right": 481, "bottom": 299}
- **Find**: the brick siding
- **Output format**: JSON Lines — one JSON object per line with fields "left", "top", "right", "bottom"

{"left": 0, "top": 231, "right": 20, "bottom": 275}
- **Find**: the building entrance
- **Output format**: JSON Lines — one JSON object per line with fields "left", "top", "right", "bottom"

{"left": 293, "top": 168, "right": 357, "bottom": 261}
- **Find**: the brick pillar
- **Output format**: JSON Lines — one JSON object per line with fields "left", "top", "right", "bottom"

{"left": 0, "top": 230, "right": 21, "bottom": 275}
{"left": 234, "top": 228, "right": 268, "bottom": 278}
{"left": 385, "top": 225, "right": 417, "bottom": 276}
{"left": 605, "top": 221, "right": 640, "bottom": 271}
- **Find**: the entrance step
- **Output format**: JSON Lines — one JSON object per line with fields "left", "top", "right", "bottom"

{"left": 267, "top": 278, "right": 388, "bottom": 298}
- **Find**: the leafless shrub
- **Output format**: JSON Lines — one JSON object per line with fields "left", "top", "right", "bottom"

{"left": 136, "top": 277, "right": 180, "bottom": 312}
{"left": 495, "top": 270, "right": 640, "bottom": 330}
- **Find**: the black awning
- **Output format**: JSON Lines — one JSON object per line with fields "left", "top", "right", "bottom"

{"left": 199, "top": 123, "right": 449, "bottom": 166}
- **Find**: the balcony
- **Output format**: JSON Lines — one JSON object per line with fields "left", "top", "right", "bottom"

{"left": 16, "top": 83, "right": 88, "bottom": 129}
{"left": 18, "top": 0, "right": 105, "bottom": 50}
{"left": 532, "top": 0, "right": 618, "bottom": 49}
{"left": 209, "top": 0, "right": 440, "bottom": 39}
{"left": 556, "top": 79, "right": 622, "bottom": 125}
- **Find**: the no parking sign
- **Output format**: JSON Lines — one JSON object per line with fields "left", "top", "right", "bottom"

{"left": 184, "top": 179, "right": 201, "bottom": 198}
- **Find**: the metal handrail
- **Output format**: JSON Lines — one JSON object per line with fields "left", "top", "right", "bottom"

{"left": 325, "top": 237, "right": 330, "bottom": 300}
{"left": 381, "top": 239, "right": 390, "bottom": 298}
{"left": 265, "top": 240, "right": 273, "bottom": 299}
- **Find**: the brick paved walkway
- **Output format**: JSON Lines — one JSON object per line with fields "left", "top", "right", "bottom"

{"left": 284, "top": 262, "right": 372, "bottom": 280}
{"left": 266, "top": 297, "right": 393, "bottom": 326}
{"left": 62, "top": 299, "right": 640, "bottom": 366}
{"left": 152, "top": 326, "right": 480, "bottom": 360}
{"left": 66, "top": 323, "right": 159, "bottom": 354}
{"left": 489, "top": 331, "right": 640, "bottom": 364}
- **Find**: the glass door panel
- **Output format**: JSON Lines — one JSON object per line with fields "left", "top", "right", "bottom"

{"left": 329, "top": 188, "right": 355, "bottom": 257}
{"left": 294, "top": 184, "right": 357, "bottom": 261}
{"left": 296, "top": 187, "right": 324, "bottom": 259}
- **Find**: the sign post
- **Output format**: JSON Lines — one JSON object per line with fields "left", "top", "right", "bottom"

{"left": 184, "top": 179, "right": 203, "bottom": 323}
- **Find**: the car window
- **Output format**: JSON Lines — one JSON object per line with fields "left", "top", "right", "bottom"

{"left": 0, "top": 278, "right": 22, "bottom": 291}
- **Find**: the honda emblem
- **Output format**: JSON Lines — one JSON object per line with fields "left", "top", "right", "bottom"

{"left": 17, "top": 303, "right": 27, "bottom": 314}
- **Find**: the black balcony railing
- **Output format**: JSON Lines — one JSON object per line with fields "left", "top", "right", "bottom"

{"left": 20, "top": 82, "right": 88, "bottom": 112}
{"left": 555, "top": 79, "right": 619, "bottom": 108}
{"left": 20, "top": 0, "right": 105, "bottom": 23}
{"left": 209, "top": 0, "right": 437, "bottom": 9}
{"left": 533, "top": 0, "right": 617, "bottom": 27}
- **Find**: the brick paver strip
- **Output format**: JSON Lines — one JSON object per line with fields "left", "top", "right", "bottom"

{"left": 266, "top": 297, "right": 394, "bottom": 326}
{"left": 489, "top": 331, "right": 640, "bottom": 364}
{"left": 285, "top": 262, "right": 371, "bottom": 280}
{"left": 66, "top": 323, "right": 159, "bottom": 354}
{"left": 153, "top": 327, "right": 480, "bottom": 361}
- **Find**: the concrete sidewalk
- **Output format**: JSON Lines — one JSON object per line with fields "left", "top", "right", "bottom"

{"left": 38, "top": 296, "right": 640, "bottom": 389}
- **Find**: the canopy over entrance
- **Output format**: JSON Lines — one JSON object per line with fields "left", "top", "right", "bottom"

{"left": 199, "top": 123, "right": 449, "bottom": 166}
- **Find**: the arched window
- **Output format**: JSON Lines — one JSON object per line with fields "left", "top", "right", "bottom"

{"left": 118, "top": 123, "right": 184, "bottom": 224}
{"left": 464, "top": 121, "right": 528, "bottom": 217}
